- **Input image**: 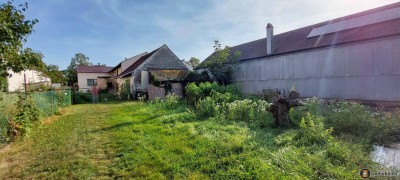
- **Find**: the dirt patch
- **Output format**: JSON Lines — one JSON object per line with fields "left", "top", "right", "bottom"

{"left": 42, "top": 108, "right": 70, "bottom": 124}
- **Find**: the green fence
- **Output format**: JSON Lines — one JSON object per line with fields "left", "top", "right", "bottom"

{"left": 0, "top": 90, "right": 71, "bottom": 142}
{"left": 32, "top": 90, "right": 72, "bottom": 116}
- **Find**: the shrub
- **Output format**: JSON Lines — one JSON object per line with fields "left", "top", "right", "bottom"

{"left": 8, "top": 93, "right": 40, "bottom": 139}
{"left": 195, "top": 96, "right": 216, "bottom": 117}
{"left": 195, "top": 90, "right": 240, "bottom": 118}
{"left": 162, "top": 94, "right": 180, "bottom": 110}
{"left": 183, "top": 71, "right": 212, "bottom": 84}
{"left": 289, "top": 97, "right": 322, "bottom": 127}
{"left": 323, "top": 102, "right": 378, "bottom": 143}
{"left": 198, "top": 82, "right": 220, "bottom": 97}
{"left": 185, "top": 82, "right": 241, "bottom": 106}
{"left": 73, "top": 92, "right": 92, "bottom": 104}
{"left": 185, "top": 82, "right": 201, "bottom": 105}
{"left": 222, "top": 99, "right": 273, "bottom": 128}
{"left": 294, "top": 113, "right": 332, "bottom": 146}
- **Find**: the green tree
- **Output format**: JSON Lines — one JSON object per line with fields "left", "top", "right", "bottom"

{"left": 0, "top": 1, "right": 44, "bottom": 77}
{"left": 204, "top": 40, "right": 240, "bottom": 85}
{"left": 45, "top": 64, "right": 65, "bottom": 83}
{"left": 66, "top": 53, "right": 92, "bottom": 85}
{"left": 188, "top": 57, "right": 200, "bottom": 68}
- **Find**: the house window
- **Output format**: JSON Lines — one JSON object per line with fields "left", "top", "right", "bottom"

{"left": 87, "top": 79, "right": 97, "bottom": 86}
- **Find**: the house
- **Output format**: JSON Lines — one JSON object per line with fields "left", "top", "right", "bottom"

{"left": 118, "top": 44, "right": 189, "bottom": 93}
{"left": 77, "top": 66, "right": 113, "bottom": 92}
{"left": 200, "top": 2, "right": 400, "bottom": 102}
{"left": 108, "top": 52, "right": 148, "bottom": 92}
{"left": 7, "top": 69, "right": 51, "bottom": 92}
{"left": 76, "top": 44, "right": 190, "bottom": 97}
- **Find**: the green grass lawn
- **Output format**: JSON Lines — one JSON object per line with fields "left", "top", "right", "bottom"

{"left": 0, "top": 101, "right": 373, "bottom": 179}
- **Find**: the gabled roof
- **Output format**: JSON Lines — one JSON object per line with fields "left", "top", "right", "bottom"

{"left": 201, "top": 2, "right": 400, "bottom": 65}
{"left": 120, "top": 44, "right": 188, "bottom": 77}
{"left": 119, "top": 47, "right": 161, "bottom": 77}
{"left": 77, "top": 66, "right": 114, "bottom": 73}
{"left": 109, "top": 52, "right": 148, "bottom": 72}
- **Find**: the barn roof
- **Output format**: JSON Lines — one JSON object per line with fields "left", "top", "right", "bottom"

{"left": 201, "top": 2, "right": 400, "bottom": 66}
{"left": 120, "top": 44, "right": 188, "bottom": 77}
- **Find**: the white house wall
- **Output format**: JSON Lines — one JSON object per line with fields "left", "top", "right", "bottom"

{"left": 7, "top": 69, "right": 51, "bottom": 92}
{"left": 233, "top": 36, "right": 400, "bottom": 101}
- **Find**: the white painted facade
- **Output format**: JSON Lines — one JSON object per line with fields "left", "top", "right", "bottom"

{"left": 7, "top": 69, "right": 51, "bottom": 92}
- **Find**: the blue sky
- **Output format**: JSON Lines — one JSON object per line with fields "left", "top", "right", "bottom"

{"left": 5, "top": 0, "right": 399, "bottom": 69}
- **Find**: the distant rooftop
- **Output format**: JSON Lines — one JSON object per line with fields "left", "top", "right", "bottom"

{"left": 77, "top": 66, "right": 114, "bottom": 73}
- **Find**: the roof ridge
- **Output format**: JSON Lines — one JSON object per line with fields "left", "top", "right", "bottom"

{"left": 275, "top": 2, "right": 400, "bottom": 36}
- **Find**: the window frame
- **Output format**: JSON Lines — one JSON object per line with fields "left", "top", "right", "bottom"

{"left": 87, "top": 79, "right": 98, "bottom": 86}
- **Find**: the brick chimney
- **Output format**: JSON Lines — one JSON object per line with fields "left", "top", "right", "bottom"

{"left": 267, "top": 23, "right": 274, "bottom": 55}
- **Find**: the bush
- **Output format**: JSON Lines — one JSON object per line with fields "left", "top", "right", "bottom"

{"left": 195, "top": 96, "right": 216, "bottom": 117}
{"left": 185, "top": 82, "right": 201, "bottom": 105}
{"left": 184, "top": 71, "right": 212, "bottom": 84}
{"left": 73, "top": 92, "right": 92, "bottom": 104}
{"left": 295, "top": 113, "right": 332, "bottom": 146}
{"left": 290, "top": 99, "right": 400, "bottom": 146}
{"left": 322, "top": 101, "right": 396, "bottom": 146}
{"left": 289, "top": 97, "right": 321, "bottom": 126}
{"left": 198, "top": 82, "right": 220, "bottom": 97}
{"left": 222, "top": 99, "right": 273, "bottom": 128}
{"left": 185, "top": 82, "right": 241, "bottom": 106}
{"left": 7, "top": 93, "right": 40, "bottom": 139}
{"left": 195, "top": 90, "right": 240, "bottom": 118}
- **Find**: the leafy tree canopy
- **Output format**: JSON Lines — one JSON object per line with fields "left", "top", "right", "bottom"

{"left": 66, "top": 53, "right": 92, "bottom": 85}
{"left": 188, "top": 57, "right": 200, "bottom": 68}
{"left": 0, "top": 1, "right": 44, "bottom": 77}
{"left": 45, "top": 64, "right": 65, "bottom": 83}
{"left": 204, "top": 40, "right": 240, "bottom": 85}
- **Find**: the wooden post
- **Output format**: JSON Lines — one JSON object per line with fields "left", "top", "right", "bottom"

{"left": 24, "top": 73, "right": 27, "bottom": 96}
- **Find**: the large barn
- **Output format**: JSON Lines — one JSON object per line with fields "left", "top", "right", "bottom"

{"left": 201, "top": 2, "right": 400, "bottom": 102}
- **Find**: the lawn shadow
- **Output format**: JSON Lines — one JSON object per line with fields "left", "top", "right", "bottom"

{"left": 90, "top": 122, "right": 135, "bottom": 133}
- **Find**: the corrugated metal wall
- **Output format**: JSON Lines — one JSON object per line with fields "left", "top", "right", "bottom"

{"left": 233, "top": 37, "right": 400, "bottom": 101}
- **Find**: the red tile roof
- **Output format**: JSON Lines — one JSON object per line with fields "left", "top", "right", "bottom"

{"left": 76, "top": 66, "right": 114, "bottom": 73}
{"left": 202, "top": 2, "right": 400, "bottom": 65}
